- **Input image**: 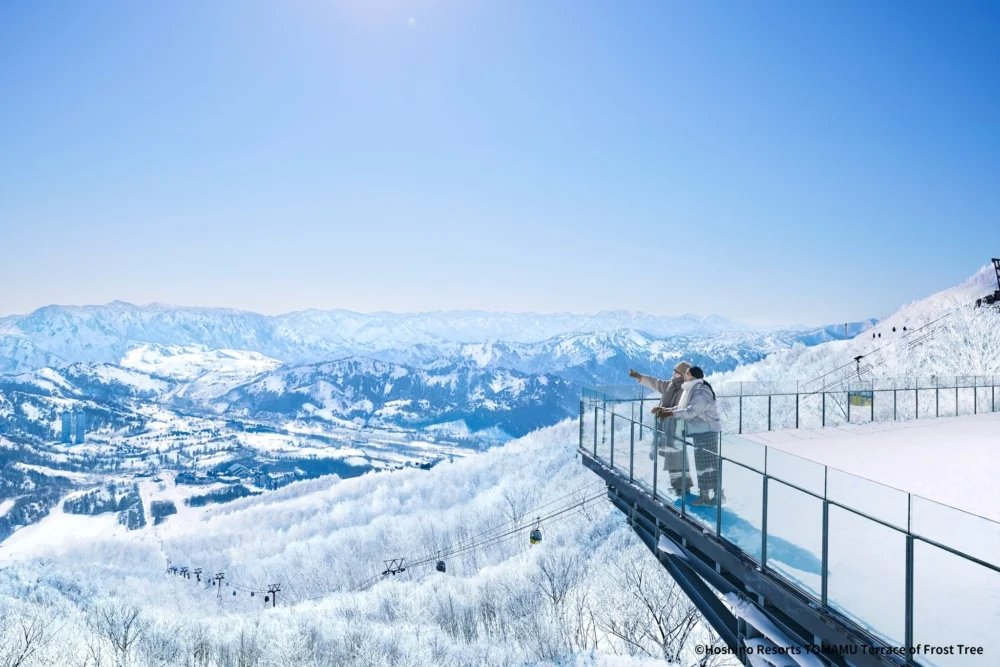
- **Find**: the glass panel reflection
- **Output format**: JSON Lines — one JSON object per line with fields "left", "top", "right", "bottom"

{"left": 826, "top": 468, "right": 908, "bottom": 530}
{"left": 720, "top": 459, "right": 763, "bottom": 561}
{"left": 611, "top": 413, "right": 632, "bottom": 478}
{"left": 766, "top": 448, "right": 825, "bottom": 496}
{"left": 827, "top": 505, "right": 906, "bottom": 646}
{"left": 765, "top": 479, "right": 823, "bottom": 598}
{"left": 913, "top": 540, "right": 1000, "bottom": 667}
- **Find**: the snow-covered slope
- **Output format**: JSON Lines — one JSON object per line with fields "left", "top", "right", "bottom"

{"left": 713, "top": 264, "right": 1000, "bottom": 389}
{"left": 0, "top": 420, "right": 725, "bottom": 666}
{"left": 121, "top": 344, "right": 283, "bottom": 400}
{"left": 221, "top": 357, "right": 578, "bottom": 438}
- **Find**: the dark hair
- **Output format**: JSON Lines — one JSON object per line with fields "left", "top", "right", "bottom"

{"left": 689, "top": 366, "right": 716, "bottom": 400}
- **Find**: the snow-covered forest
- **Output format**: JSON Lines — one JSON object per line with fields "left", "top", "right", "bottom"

{"left": 0, "top": 421, "right": 735, "bottom": 667}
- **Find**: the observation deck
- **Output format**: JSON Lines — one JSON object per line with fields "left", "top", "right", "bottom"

{"left": 579, "top": 385, "right": 1000, "bottom": 667}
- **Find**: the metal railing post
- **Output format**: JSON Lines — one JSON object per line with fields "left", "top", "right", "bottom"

{"left": 602, "top": 399, "right": 607, "bottom": 442}
{"left": 638, "top": 398, "right": 644, "bottom": 440}
{"left": 716, "top": 438, "right": 723, "bottom": 537}
{"left": 795, "top": 393, "right": 799, "bottom": 429}
{"left": 738, "top": 395, "right": 743, "bottom": 434}
{"left": 629, "top": 421, "right": 635, "bottom": 481}
{"left": 871, "top": 389, "right": 875, "bottom": 422}
{"left": 609, "top": 413, "right": 615, "bottom": 469}
{"left": 652, "top": 428, "right": 659, "bottom": 499}
{"left": 822, "top": 392, "right": 826, "bottom": 427}
{"left": 678, "top": 434, "right": 685, "bottom": 516}
{"left": 761, "top": 477, "right": 769, "bottom": 568}
{"left": 893, "top": 389, "right": 897, "bottom": 421}
{"left": 821, "top": 468, "right": 829, "bottom": 608}
{"left": 767, "top": 395, "right": 772, "bottom": 431}
{"left": 955, "top": 385, "right": 959, "bottom": 416}
{"left": 935, "top": 386, "right": 939, "bottom": 418}
{"left": 916, "top": 387, "right": 919, "bottom": 419}
{"left": 847, "top": 391, "right": 851, "bottom": 423}
{"left": 579, "top": 400, "right": 584, "bottom": 449}
{"left": 904, "top": 495, "right": 914, "bottom": 657}
{"left": 593, "top": 406, "right": 598, "bottom": 456}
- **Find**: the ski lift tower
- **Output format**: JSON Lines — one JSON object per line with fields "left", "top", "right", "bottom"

{"left": 975, "top": 258, "right": 1000, "bottom": 308}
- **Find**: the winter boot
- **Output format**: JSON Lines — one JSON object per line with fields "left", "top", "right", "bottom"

{"left": 689, "top": 490, "right": 715, "bottom": 507}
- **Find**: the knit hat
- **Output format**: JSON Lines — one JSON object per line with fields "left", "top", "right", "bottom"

{"left": 673, "top": 361, "right": 692, "bottom": 376}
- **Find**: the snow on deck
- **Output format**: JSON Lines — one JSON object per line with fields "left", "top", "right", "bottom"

{"left": 744, "top": 412, "right": 1000, "bottom": 521}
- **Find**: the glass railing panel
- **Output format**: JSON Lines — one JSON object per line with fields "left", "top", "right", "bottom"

{"left": 936, "top": 385, "right": 958, "bottom": 418}
{"left": 716, "top": 396, "right": 740, "bottom": 434}
{"left": 916, "top": 386, "right": 935, "bottom": 420}
{"left": 826, "top": 468, "right": 908, "bottom": 530}
{"left": 912, "top": 540, "right": 1000, "bottom": 667}
{"left": 632, "top": 423, "right": 658, "bottom": 496}
{"left": 910, "top": 496, "right": 1000, "bottom": 568}
{"left": 917, "top": 376, "right": 939, "bottom": 390}
{"left": 894, "top": 388, "right": 918, "bottom": 421}
{"left": 682, "top": 433, "right": 721, "bottom": 535}
{"left": 580, "top": 402, "right": 596, "bottom": 452}
{"left": 737, "top": 395, "right": 771, "bottom": 433}
{"left": 821, "top": 392, "right": 848, "bottom": 427}
{"left": 591, "top": 384, "right": 654, "bottom": 401}
{"left": 826, "top": 505, "right": 906, "bottom": 647}
{"left": 765, "top": 448, "right": 825, "bottom": 497}
{"left": 878, "top": 386, "right": 910, "bottom": 421}
{"left": 765, "top": 479, "right": 823, "bottom": 598}
{"left": 769, "top": 394, "right": 799, "bottom": 430}
{"left": 595, "top": 407, "right": 612, "bottom": 465}
{"left": 611, "top": 413, "right": 633, "bottom": 478}
{"left": 721, "top": 434, "right": 765, "bottom": 472}
{"left": 652, "top": 421, "right": 686, "bottom": 509}
{"left": 720, "top": 459, "right": 763, "bottom": 561}
{"left": 796, "top": 391, "right": 825, "bottom": 430}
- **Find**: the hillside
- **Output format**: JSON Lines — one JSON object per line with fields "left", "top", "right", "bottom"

{"left": 0, "top": 421, "right": 727, "bottom": 667}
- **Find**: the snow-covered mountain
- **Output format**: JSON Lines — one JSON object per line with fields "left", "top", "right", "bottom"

{"left": 0, "top": 302, "right": 762, "bottom": 374}
{"left": 221, "top": 357, "right": 577, "bottom": 438}
{"left": 120, "top": 344, "right": 282, "bottom": 400}
{"left": 713, "top": 264, "right": 1000, "bottom": 389}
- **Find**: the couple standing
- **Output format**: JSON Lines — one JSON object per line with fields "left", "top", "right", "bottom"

{"left": 628, "top": 362, "right": 722, "bottom": 507}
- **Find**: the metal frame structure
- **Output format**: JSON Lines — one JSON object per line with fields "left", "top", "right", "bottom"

{"left": 579, "top": 394, "right": 1000, "bottom": 667}
{"left": 594, "top": 374, "right": 1000, "bottom": 435}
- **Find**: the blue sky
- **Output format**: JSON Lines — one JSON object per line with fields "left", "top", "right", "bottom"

{"left": 1, "top": 1, "right": 997, "bottom": 324}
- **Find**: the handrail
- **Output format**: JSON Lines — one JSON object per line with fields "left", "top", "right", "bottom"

{"left": 581, "top": 397, "right": 1000, "bottom": 661}
{"left": 587, "top": 375, "right": 1000, "bottom": 434}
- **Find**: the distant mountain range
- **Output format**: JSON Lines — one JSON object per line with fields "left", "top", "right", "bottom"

{"left": 0, "top": 301, "right": 874, "bottom": 376}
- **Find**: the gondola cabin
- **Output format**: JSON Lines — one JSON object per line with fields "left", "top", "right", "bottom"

{"left": 436, "top": 560, "right": 447, "bottom": 573}
{"left": 529, "top": 528, "right": 543, "bottom": 545}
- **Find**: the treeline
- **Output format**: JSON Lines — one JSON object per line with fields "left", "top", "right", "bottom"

{"left": 185, "top": 485, "right": 260, "bottom": 507}
{"left": 63, "top": 482, "right": 140, "bottom": 516}
{"left": 63, "top": 482, "right": 149, "bottom": 530}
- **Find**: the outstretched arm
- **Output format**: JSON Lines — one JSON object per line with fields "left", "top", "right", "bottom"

{"left": 629, "top": 369, "right": 669, "bottom": 394}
